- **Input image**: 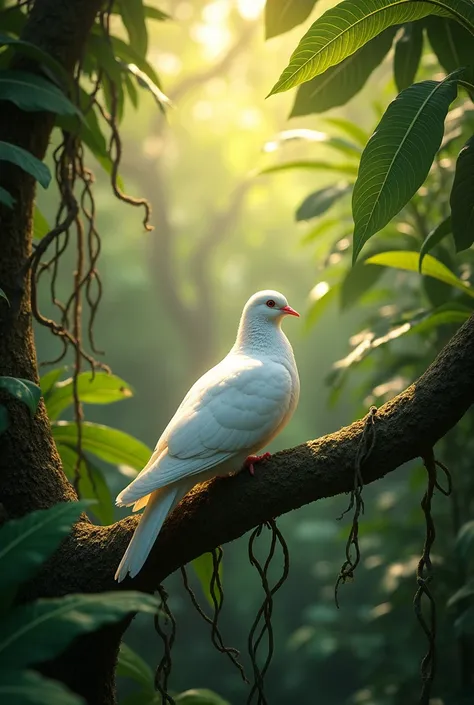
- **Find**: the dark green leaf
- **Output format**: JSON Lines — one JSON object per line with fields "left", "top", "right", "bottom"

{"left": 454, "top": 606, "right": 474, "bottom": 636}
{"left": 0, "top": 185, "right": 15, "bottom": 208}
{"left": 419, "top": 215, "right": 452, "bottom": 271}
{"left": 450, "top": 135, "right": 474, "bottom": 251}
{"left": 447, "top": 583, "right": 474, "bottom": 608}
{"left": 121, "top": 691, "right": 160, "bottom": 705}
{"left": 0, "top": 670, "right": 84, "bottom": 705}
{"left": 45, "top": 372, "right": 133, "bottom": 421}
{"left": 268, "top": 0, "right": 474, "bottom": 95}
{"left": 259, "top": 160, "right": 358, "bottom": 177}
{"left": 296, "top": 183, "right": 351, "bottom": 221}
{"left": 352, "top": 77, "right": 458, "bottom": 262}
{"left": 0, "top": 404, "right": 9, "bottom": 434}
{"left": 116, "top": 642, "right": 154, "bottom": 689}
{"left": 394, "top": 22, "right": 423, "bottom": 92}
{"left": 265, "top": 0, "right": 318, "bottom": 39}
{"left": 192, "top": 553, "right": 223, "bottom": 609}
{"left": 0, "top": 71, "right": 78, "bottom": 115}
{"left": 52, "top": 421, "right": 151, "bottom": 470}
{"left": 340, "top": 260, "right": 385, "bottom": 310}
{"left": 0, "top": 6, "right": 27, "bottom": 35}
{"left": 0, "top": 592, "right": 159, "bottom": 668}
{"left": 118, "top": 0, "right": 148, "bottom": 56}
{"left": 175, "top": 690, "right": 230, "bottom": 705}
{"left": 0, "top": 376, "right": 41, "bottom": 416}
{"left": 425, "top": 16, "right": 474, "bottom": 74}
{"left": 365, "top": 251, "right": 474, "bottom": 297}
{"left": 456, "top": 520, "right": 474, "bottom": 559}
{"left": 0, "top": 502, "right": 88, "bottom": 599}
{"left": 0, "top": 32, "right": 69, "bottom": 85}
{"left": 290, "top": 27, "right": 396, "bottom": 116}
{"left": 33, "top": 207, "right": 50, "bottom": 239}
{"left": 58, "top": 445, "right": 114, "bottom": 526}
{"left": 0, "top": 287, "right": 9, "bottom": 305}
{"left": 0, "top": 140, "right": 51, "bottom": 188}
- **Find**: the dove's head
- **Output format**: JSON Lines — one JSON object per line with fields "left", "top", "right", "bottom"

{"left": 243, "top": 290, "right": 300, "bottom": 323}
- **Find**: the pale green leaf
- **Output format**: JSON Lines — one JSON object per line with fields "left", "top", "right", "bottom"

{"left": 33, "top": 207, "right": 50, "bottom": 239}
{"left": 192, "top": 553, "right": 223, "bottom": 609}
{"left": 259, "top": 160, "right": 358, "bottom": 177}
{"left": 40, "top": 366, "right": 67, "bottom": 398}
{"left": 263, "top": 128, "right": 361, "bottom": 158}
{"left": 45, "top": 372, "right": 133, "bottom": 421}
{"left": 305, "top": 284, "right": 339, "bottom": 329}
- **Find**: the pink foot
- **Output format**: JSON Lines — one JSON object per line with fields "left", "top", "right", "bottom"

{"left": 244, "top": 452, "right": 272, "bottom": 476}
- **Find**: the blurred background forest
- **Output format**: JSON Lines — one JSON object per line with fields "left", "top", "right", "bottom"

{"left": 27, "top": 0, "right": 474, "bottom": 703}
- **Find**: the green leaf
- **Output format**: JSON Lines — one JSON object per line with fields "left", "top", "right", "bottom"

{"left": 447, "top": 583, "right": 474, "bottom": 608}
{"left": 340, "top": 260, "right": 385, "bottom": 310}
{"left": 365, "top": 251, "right": 474, "bottom": 297}
{"left": 52, "top": 421, "right": 151, "bottom": 470}
{"left": 116, "top": 642, "right": 154, "bottom": 690}
{"left": 192, "top": 553, "right": 223, "bottom": 609}
{"left": 265, "top": 0, "right": 318, "bottom": 39}
{"left": 0, "top": 502, "right": 88, "bottom": 599}
{"left": 40, "top": 366, "right": 67, "bottom": 398}
{"left": 450, "top": 135, "right": 474, "bottom": 251}
{"left": 264, "top": 128, "right": 361, "bottom": 158}
{"left": 57, "top": 445, "right": 114, "bottom": 526}
{"left": 0, "top": 140, "right": 51, "bottom": 188}
{"left": 33, "top": 207, "right": 50, "bottom": 239}
{"left": 419, "top": 215, "right": 452, "bottom": 271}
{"left": 321, "top": 117, "right": 368, "bottom": 147}
{"left": 305, "top": 284, "right": 339, "bottom": 329}
{"left": 0, "top": 592, "right": 159, "bottom": 668}
{"left": 144, "top": 6, "right": 170, "bottom": 22}
{"left": 175, "top": 690, "right": 230, "bottom": 705}
{"left": 118, "top": 0, "right": 148, "bottom": 56}
{"left": 290, "top": 27, "right": 396, "bottom": 116}
{"left": 268, "top": 0, "right": 474, "bottom": 96}
{"left": 110, "top": 36, "right": 162, "bottom": 89}
{"left": 456, "top": 520, "right": 474, "bottom": 559}
{"left": 259, "top": 160, "right": 358, "bottom": 177}
{"left": 352, "top": 77, "right": 458, "bottom": 262}
{"left": 121, "top": 62, "right": 170, "bottom": 113}
{"left": 0, "top": 670, "right": 84, "bottom": 705}
{"left": 425, "top": 16, "right": 474, "bottom": 74}
{"left": 0, "top": 32, "right": 69, "bottom": 85}
{"left": 0, "top": 71, "right": 78, "bottom": 115}
{"left": 0, "top": 287, "right": 9, "bottom": 305}
{"left": 409, "top": 307, "right": 471, "bottom": 334}
{"left": 454, "top": 606, "right": 474, "bottom": 636}
{"left": 0, "top": 404, "right": 9, "bottom": 435}
{"left": 0, "top": 376, "right": 41, "bottom": 416}
{"left": 394, "top": 22, "right": 423, "bottom": 92}
{"left": 45, "top": 372, "right": 133, "bottom": 421}
{"left": 0, "top": 185, "right": 15, "bottom": 208}
{"left": 296, "top": 183, "right": 351, "bottom": 221}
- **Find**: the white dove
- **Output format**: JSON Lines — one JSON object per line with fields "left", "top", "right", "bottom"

{"left": 115, "top": 290, "right": 300, "bottom": 582}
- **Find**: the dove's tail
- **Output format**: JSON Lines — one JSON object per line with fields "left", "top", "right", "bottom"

{"left": 115, "top": 481, "right": 187, "bottom": 582}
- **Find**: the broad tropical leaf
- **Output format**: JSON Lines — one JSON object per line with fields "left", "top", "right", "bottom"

{"left": 268, "top": 0, "right": 474, "bottom": 95}
{"left": 290, "top": 27, "right": 396, "bottom": 116}
{"left": 393, "top": 22, "right": 423, "bottom": 91}
{"left": 45, "top": 371, "right": 133, "bottom": 421}
{"left": 0, "top": 502, "right": 88, "bottom": 599}
{"left": 0, "top": 71, "right": 78, "bottom": 114}
{"left": 296, "top": 183, "right": 351, "bottom": 221}
{"left": 0, "top": 140, "right": 51, "bottom": 188}
{"left": 265, "top": 0, "right": 318, "bottom": 39}
{"left": 192, "top": 553, "right": 223, "bottom": 609}
{"left": 40, "top": 366, "right": 67, "bottom": 398}
{"left": 419, "top": 215, "right": 452, "bottom": 270}
{"left": 0, "top": 376, "right": 41, "bottom": 417}
{"left": 33, "top": 207, "right": 50, "bottom": 239}
{"left": 340, "top": 260, "right": 385, "bottom": 310}
{"left": 58, "top": 445, "right": 114, "bottom": 526}
{"left": 425, "top": 16, "right": 474, "bottom": 74}
{"left": 52, "top": 421, "right": 151, "bottom": 470}
{"left": 117, "top": 642, "right": 154, "bottom": 689}
{"left": 0, "top": 32, "right": 69, "bottom": 84}
{"left": 0, "top": 670, "right": 84, "bottom": 705}
{"left": 0, "top": 592, "right": 159, "bottom": 668}
{"left": 365, "top": 251, "right": 474, "bottom": 297}
{"left": 450, "top": 135, "right": 474, "bottom": 251}
{"left": 352, "top": 77, "right": 458, "bottom": 262}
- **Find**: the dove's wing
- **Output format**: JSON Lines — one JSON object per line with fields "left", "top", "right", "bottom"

{"left": 116, "top": 355, "right": 293, "bottom": 504}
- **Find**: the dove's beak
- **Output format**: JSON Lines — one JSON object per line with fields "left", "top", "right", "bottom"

{"left": 280, "top": 305, "right": 300, "bottom": 317}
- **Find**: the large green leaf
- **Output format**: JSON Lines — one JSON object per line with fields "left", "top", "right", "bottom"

{"left": 0, "top": 71, "right": 78, "bottom": 114}
{"left": 0, "top": 376, "right": 41, "bottom": 417}
{"left": 425, "top": 16, "right": 474, "bottom": 74}
{"left": 340, "top": 260, "right": 385, "bottom": 310}
{"left": 0, "top": 141, "right": 51, "bottom": 188}
{"left": 0, "top": 502, "right": 88, "bottom": 599}
{"left": 175, "top": 690, "right": 230, "bottom": 705}
{"left": 58, "top": 445, "right": 114, "bottom": 526}
{"left": 265, "top": 0, "right": 318, "bottom": 39}
{"left": 419, "top": 215, "right": 452, "bottom": 270}
{"left": 45, "top": 372, "right": 133, "bottom": 421}
{"left": 268, "top": 0, "right": 474, "bottom": 95}
{"left": 0, "top": 592, "right": 159, "bottom": 668}
{"left": 110, "top": 36, "right": 162, "bottom": 89}
{"left": 0, "top": 185, "right": 15, "bottom": 208}
{"left": 259, "top": 160, "right": 358, "bottom": 177}
{"left": 450, "top": 135, "right": 474, "bottom": 251}
{"left": 52, "top": 421, "right": 151, "bottom": 470}
{"left": 393, "top": 22, "right": 423, "bottom": 92}
{"left": 121, "top": 62, "right": 170, "bottom": 113}
{"left": 0, "top": 670, "right": 84, "bottom": 705}
{"left": 192, "top": 553, "right": 223, "bottom": 609}
{"left": 118, "top": 0, "right": 148, "bottom": 56}
{"left": 296, "top": 183, "right": 351, "bottom": 221}
{"left": 117, "top": 642, "right": 154, "bottom": 689}
{"left": 33, "top": 207, "right": 51, "bottom": 239}
{"left": 290, "top": 27, "right": 396, "bottom": 117}
{"left": 365, "top": 251, "right": 474, "bottom": 297}
{"left": 0, "top": 32, "right": 69, "bottom": 85}
{"left": 352, "top": 77, "right": 458, "bottom": 262}
{"left": 40, "top": 366, "right": 67, "bottom": 399}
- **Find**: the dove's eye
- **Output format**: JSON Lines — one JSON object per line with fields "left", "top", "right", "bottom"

{"left": 266, "top": 299, "right": 276, "bottom": 308}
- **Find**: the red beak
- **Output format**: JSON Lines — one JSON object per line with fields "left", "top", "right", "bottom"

{"left": 280, "top": 305, "right": 300, "bottom": 317}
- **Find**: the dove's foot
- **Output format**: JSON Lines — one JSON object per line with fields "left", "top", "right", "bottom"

{"left": 244, "top": 452, "right": 272, "bottom": 476}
